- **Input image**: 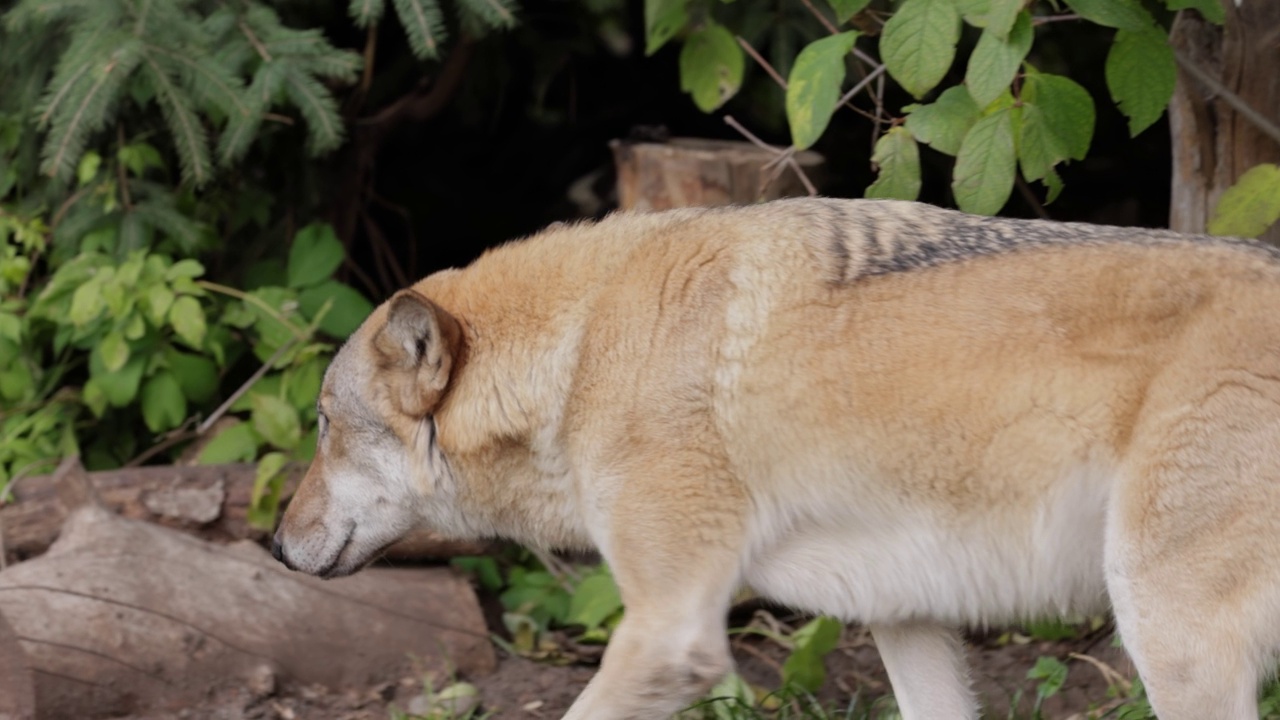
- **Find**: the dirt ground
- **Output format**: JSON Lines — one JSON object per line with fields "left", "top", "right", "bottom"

{"left": 109, "top": 612, "right": 1134, "bottom": 720}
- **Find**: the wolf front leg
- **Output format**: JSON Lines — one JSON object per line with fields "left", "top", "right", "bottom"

{"left": 869, "top": 622, "right": 977, "bottom": 720}
{"left": 561, "top": 458, "right": 747, "bottom": 719}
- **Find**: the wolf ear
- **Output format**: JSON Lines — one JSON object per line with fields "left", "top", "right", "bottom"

{"left": 374, "top": 290, "right": 462, "bottom": 417}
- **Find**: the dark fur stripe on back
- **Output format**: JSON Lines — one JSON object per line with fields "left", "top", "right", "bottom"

{"left": 784, "top": 198, "right": 1280, "bottom": 283}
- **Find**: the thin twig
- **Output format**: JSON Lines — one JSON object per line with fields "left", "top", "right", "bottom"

{"left": 736, "top": 37, "right": 786, "bottom": 89}
{"left": 125, "top": 339, "right": 298, "bottom": 467}
{"left": 196, "top": 281, "right": 308, "bottom": 341}
{"left": 1033, "top": 13, "right": 1082, "bottom": 25}
{"left": 239, "top": 20, "right": 272, "bottom": 62}
{"left": 724, "top": 115, "right": 782, "bottom": 154}
{"left": 1015, "top": 175, "right": 1051, "bottom": 219}
{"left": 834, "top": 63, "right": 887, "bottom": 110}
{"left": 262, "top": 113, "right": 295, "bottom": 126}
{"left": 1174, "top": 48, "right": 1280, "bottom": 147}
{"left": 197, "top": 339, "right": 297, "bottom": 436}
{"left": 797, "top": 0, "right": 839, "bottom": 34}
{"left": 360, "top": 23, "right": 378, "bottom": 95}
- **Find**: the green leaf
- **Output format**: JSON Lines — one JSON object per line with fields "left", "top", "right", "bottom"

{"left": 298, "top": 281, "right": 374, "bottom": 338}
{"left": 69, "top": 280, "right": 105, "bottom": 326}
{"left": 865, "top": 127, "right": 922, "bottom": 201}
{"left": 645, "top": 0, "right": 688, "bottom": 55}
{"left": 98, "top": 330, "right": 130, "bottom": 372}
{"left": 76, "top": 150, "right": 101, "bottom": 185}
{"left": 83, "top": 378, "right": 108, "bottom": 417}
{"left": 952, "top": 107, "right": 1016, "bottom": 215}
{"left": 565, "top": 570, "right": 624, "bottom": 631}
{"left": 197, "top": 421, "right": 261, "bottom": 464}
{"left": 287, "top": 223, "right": 345, "bottom": 288}
{"left": 954, "top": 0, "right": 990, "bottom": 26}
{"left": 252, "top": 393, "right": 302, "bottom": 450}
{"left": 965, "top": 11, "right": 1033, "bottom": 108}
{"left": 1044, "top": 167, "right": 1065, "bottom": 204}
{"left": 983, "top": 0, "right": 1023, "bottom": 38}
{"left": 140, "top": 371, "right": 187, "bottom": 433}
{"left": 1208, "top": 164, "right": 1280, "bottom": 238}
{"left": 169, "top": 295, "right": 207, "bottom": 349}
{"left": 166, "top": 259, "right": 205, "bottom": 281}
{"left": 826, "top": 0, "right": 871, "bottom": 24}
{"left": 786, "top": 32, "right": 858, "bottom": 150}
{"left": 1164, "top": 0, "right": 1224, "bottom": 24}
{"left": 89, "top": 352, "right": 146, "bottom": 407}
{"left": 1016, "top": 102, "right": 1068, "bottom": 183}
{"left": 249, "top": 451, "right": 289, "bottom": 530}
{"left": 782, "top": 617, "right": 842, "bottom": 692}
{"left": 1022, "top": 70, "right": 1095, "bottom": 160}
{"left": 1106, "top": 28, "right": 1176, "bottom": 137}
{"left": 679, "top": 24, "right": 744, "bottom": 113}
{"left": 1063, "top": 0, "right": 1156, "bottom": 30}
{"left": 1028, "top": 656, "right": 1069, "bottom": 700}
{"left": 905, "top": 85, "right": 981, "bottom": 156}
{"left": 167, "top": 349, "right": 220, "bottom": 403}
{"left": 117, "top": 142, "right": 165, "bottom": 177}
{"left": 145, "top": 285, "right": 175, "bottom": 326}
{"left": 881, "top": 0, "right": 961, "bottom": 99}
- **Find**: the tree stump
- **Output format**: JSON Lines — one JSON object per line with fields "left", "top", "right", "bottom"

{"left": 1168, "top": 2, "right": 1280, "bottom": 244}
{"left": 610, "top": 137, "right": 825, "bottom": 212}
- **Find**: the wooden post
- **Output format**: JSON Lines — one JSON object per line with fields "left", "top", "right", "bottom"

{"left": 1168, "top": 3, "right": 1280, "bottom": 244}
{"left": 610, "top": 137, "right": 825, "bottom": 212}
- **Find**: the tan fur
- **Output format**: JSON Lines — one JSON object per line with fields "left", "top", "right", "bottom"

{"left": 276, "top": 199, "right": 1280, "bottom": 719}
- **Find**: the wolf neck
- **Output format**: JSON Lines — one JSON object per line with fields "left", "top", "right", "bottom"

{"left": 417, "top": 227, "right": 637, "bottom": 549}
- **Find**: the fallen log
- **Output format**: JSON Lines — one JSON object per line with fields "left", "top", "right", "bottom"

{"left": 0, "top": 506, "right": 495, "bottom": 719}
{"left": 0, "top": 610, "right": 35, "bottom": 720}
{"left": 1, "top": 461, "right": 491, "bottom": 564}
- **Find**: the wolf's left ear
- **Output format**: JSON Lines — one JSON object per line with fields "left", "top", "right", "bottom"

{"left": 374, "top": 290, "right": 463, "bottom": 416}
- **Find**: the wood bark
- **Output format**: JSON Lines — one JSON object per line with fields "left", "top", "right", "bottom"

{"left": 1, "top": 462, "right": 490, "bottom": 564}
{"left": 0, "top": 507, "right": 494, "bottom": 719}
{"left": 611, "top": 137, "right": 825, "bottom": 212}
{"left": 1168, "top": 2, "right": 1280, "bottom": 244}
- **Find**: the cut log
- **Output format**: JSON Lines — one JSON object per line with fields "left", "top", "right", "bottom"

{"left": 0, "top": 506, "right": 495, "bottom": 719}
{"left": 1, "top": 462, "right": 491, "bottom": 563}
{"left": 610, "top": 137, "right": 825, "bottom": 212}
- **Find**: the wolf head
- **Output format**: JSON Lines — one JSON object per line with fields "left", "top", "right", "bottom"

{"left": 272, "top": 289, "right": 463, "bottom": 578}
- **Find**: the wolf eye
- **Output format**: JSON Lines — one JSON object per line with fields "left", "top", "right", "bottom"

{"left": 317, "top": 411, "right": 329, "bottom": 439}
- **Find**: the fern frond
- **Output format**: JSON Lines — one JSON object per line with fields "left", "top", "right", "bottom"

{"left": 4, "top": 0, "right": 101, "bottom": 32}
{"left": 40, "top": 41, "right": 141, "bottom": 182}
{"left": 392, "top": 0, "right": 447, "bottom": 61}
{"left": 248, "top": 59, "right": 287, "bottom": 107}
{"left": 201, "top": 6, "right": 238, "bottom": 40}
{"left": 457, "top": 0, "right": 518, "bottom": 33}
{"left": 140, "top": 52, "right": 211, "bottom": 187}
{"left": 132, "top": 198, "right": 206, "bottom": 252}
{"left": 35, "top": 24, "right": 119, "bottom": 125}
{"left": 117, "top": 209, "right": 150, "bottom": 254}
{"left": 146, "top": 44, "right": 251, "bottom": 120}
{"left": 263, "top": 29, "right": 363, "bottom": 83}
{"left": 349, "top": 0, "right": 387, "bottom": 29}
{"left": 281, "top": 65, "right": 344, "bottom": 155}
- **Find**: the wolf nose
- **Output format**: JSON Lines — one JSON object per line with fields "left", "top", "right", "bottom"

{"left": 270, "top": 532, "right": 285, "bottom": 563}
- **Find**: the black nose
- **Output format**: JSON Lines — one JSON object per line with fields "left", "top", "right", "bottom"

{"left": 270, "top": 532, "right": 285, "bottom": 563}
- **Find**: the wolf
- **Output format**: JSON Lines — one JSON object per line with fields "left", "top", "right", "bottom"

{"left": 273, "top": 198, "right": 1280, "bottom": 720}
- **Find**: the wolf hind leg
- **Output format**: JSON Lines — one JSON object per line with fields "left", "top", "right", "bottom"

{"left": 870, "top": 622, "right": 977, "bottom": 720}
{"left": 1107, "top": 380, "right": 1280, "bottom": 720}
